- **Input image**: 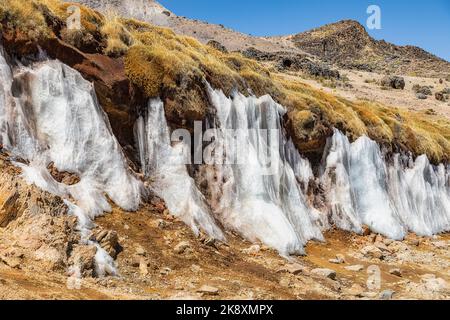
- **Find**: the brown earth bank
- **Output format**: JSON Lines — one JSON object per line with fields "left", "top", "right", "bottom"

{"left": 0, "top": 154, "right": 448, "bottom": 300}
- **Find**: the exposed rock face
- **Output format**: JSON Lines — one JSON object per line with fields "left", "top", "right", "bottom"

{"left": 0, "top": 157, "right": 80, "bottom": 272}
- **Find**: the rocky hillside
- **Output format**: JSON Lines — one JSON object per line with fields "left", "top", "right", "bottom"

{"left": 67, "top": 1, "right": 450, "bottom": 79}
{"left": 291, "top": 20, "right": 450, "bottom": 78}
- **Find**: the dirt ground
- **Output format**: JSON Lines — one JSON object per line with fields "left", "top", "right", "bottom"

{"left": 1, "top": 200, "right": 448, "bottom": 300}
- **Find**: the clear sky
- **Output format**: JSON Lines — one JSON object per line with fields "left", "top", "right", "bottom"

{"left": 159, "top": 0, "right": 450, "bottom": 61}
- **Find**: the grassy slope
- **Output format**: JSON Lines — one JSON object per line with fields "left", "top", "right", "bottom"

{"left": 1, "top": 0, "right": 449, "bottom": 163}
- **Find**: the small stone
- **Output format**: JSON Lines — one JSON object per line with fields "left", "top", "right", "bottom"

{"left": 383, "top": 238, "right": 394, "bottom": 246}
{"left": 139, "top": 259, "right": 149, "bottom": 276}
{"left": 361, "top": 225, "right": 371, "bottom": 236}
{"left": 197, "top": 285, "right": 219, "bottom": 296}
{"left": 431, "top": 241, "right": 447, "bottom": 249}
{"left": 156, "top": 219, "right": 170, "bottom": 229}
{"left": 345, "top": 265, "right": 364, "bottom": 272}
{"left": 242, "top": 245, "right": 261, "bottom": 255}
{"left": 279, "top": 263, "right": 307, "bottom": 275}
{"left": 174, "top": 241, "right": 191, "bottom": 254}
{"left": 329, "top": 254, "right": 345, "bottom": 264}
{"left": 389, "top": 268, "right": 402, "bottom": 277}
{"left": 379, "top": 290, "right": 395, "bottom": 300}
{"left": 203, "top": 237, "right": 217, "bottom": 248}
{"left": 0, "top": 256, "right": 21, "bottom": 269}
{"left": 160, "top": 267, "right": 172, "bottom": 275}
{"left": 311, "top": 268, "right": 337, "bottom": 280}
{"left": 346, "top": 284, "right": 365, "bottom": 297}
{"left": 135, "top": 246, "right": 147, "bottom": 256}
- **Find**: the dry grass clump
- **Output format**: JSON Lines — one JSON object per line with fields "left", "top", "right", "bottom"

{"left": 100, "top": 10, "right": 134, "bottom": 57}
{"left": 123, "top": 23, "right": 277, "bottom": 98}
{"left": 0, "top": 0, "right": 51, "bottom": 40}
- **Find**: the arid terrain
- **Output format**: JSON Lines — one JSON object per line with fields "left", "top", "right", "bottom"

{"left": 0, "top": 0, "right": 449, "bottom": 300}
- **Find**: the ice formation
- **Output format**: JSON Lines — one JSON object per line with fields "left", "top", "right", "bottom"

{"left": 135, "top": 98, "right": 224, "bottom": 240}
{"left": 320, "top": 129, "right": 450, "bottom": 239}
{"left": 0, "top": 50, "right": 143, "bottom": 274}
{"left": 1, "top": 46, "right": 449, "bottom": 258}
{"left": 196, "top": 86, "right": 323, "bottom": 255}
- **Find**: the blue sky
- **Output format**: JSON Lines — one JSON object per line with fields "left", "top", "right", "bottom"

{"left": 159, "top": 0, "right": 450, "bottom": 61}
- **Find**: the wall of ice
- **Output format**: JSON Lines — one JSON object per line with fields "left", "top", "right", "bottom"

{"left": 1, "top": 46, "right": 449, "bottom": 259}
{"left": 320, "top": 129, "right": 450, "bottom": 239}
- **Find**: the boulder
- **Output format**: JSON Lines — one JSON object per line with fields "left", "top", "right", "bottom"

{"left": 380, "top": 76, "right": 405, "bottom": 89}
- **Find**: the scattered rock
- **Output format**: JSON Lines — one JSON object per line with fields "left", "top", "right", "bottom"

{"left": 0, "top": 255, "right": 22, "bottom": 269}
{"left": 329, "top": 254, "right": 345, "bottom": 264}
{"left": 156, "top": 219, "right": 171, "bottom": 229}
{"left": 278, "top": 263, "right": 307, "bottom": 275}
{"left": 345, "top": 284, "right": 365, "bottom": 297}
{"left": 174, "top": 241, "right": 191, "bottom": 254}
{"left": 242, "top": 245, "right": 261, "bottom": 255}
{"left": 361, "top": 225, "right": 371, "bottom": 236}
{"left": 380, "top": 76, "right": 405, "bottom": 89}
{"left": 431, "top": 241, "right": 447, "bottom": 249}
{"left": 421, "top": 274, "right": 448, "bottom": 293}
{"left": 435, "top": 92, "right": 446, "bottom": 102}
{"left": 135, "top": 246, "right": 147, "bottom": 256}
{"left": 197, "top": 285, "right": 219, "bottom": 296}
{"left": 416, "top": 93, "right": 428, "bottom": 100}
{"left": 311, "top": 268, "right": 337, "bottom": 280}
{"left": 345, "top": 265, "right": 364, "bottom": 272}
{"left": 379, "top": 289, "right": 395, "bottom": 300}
{"left": 389, "top": 268, "right": 402, "bottom": 277}
{"left": 413, "top": 84, "right": 432, "bottom": 96}
{"left": 202, "top": 237, "right": 217, "bottom": 249}
{"left": 160, "top": 267, "right": 172, "bottom": 275}
{"left": 139, "top": 259, "right": 149, "bottom": 276}
{"left": 360, "top": 245, "right": 384, "bottom": 260}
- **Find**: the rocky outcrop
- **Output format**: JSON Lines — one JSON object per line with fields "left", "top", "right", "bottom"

{"left": 292, "top": 20, "right": 450, "bottom": 78}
